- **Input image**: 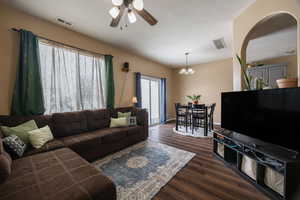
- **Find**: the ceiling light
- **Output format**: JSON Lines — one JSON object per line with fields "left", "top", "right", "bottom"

{"left": 179, "top": 53, "right": 195, "bottom": 75}
{"left": 109, "top": 7, "right": 120, "bottom": 19}
{"left": 112, "top": 0, "right": 123, "bottom": 6}
{"left": 128, "top": 10, "right": 137, "bottom": 24}
{"left": 133, "top": 0, "right": 144, "bottom": 11}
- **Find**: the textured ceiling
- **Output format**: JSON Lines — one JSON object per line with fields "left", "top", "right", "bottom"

{"left": 247, "top": 26, "right": 297, "bottom": 63}
{"left": 246, "top": 13, "right": 297, "bottom": 63}
{"left": 3, "top": 0, "right": 256, "bottom": 67}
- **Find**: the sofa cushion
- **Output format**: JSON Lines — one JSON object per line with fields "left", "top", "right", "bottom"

{"left": 52, "top": 111, "right": 88, "bottom": 137}
{"left": 61, "top": 128, "right": 134, "bottom": 162}
{"left": 0, "top": 138, "right": 12, "bottom": 184}
{"left": 1, "top": 120, "right": 39, "bottom": 145}
{"left": 28, "top": 126, "right": 54, "bottom": 149}
{"left": 0, "top": 115, "right": 54, "bottom": 133}
{"left": 110, "top": 107, "right": 134, "bottom": 118}
{"left": 0, "top": 152, "right": 12, "bottom": 184}
{"left": 24, "top": 139, "right": 65, "bottom": 157}
{"left": 85, "top": 109, "right": 110, "bottom": 131}
{"left": 109, "top": 117, "right": 127, "bottom": 128}
{"left": 0, "top": 148, "right": 116, "bottom": 200}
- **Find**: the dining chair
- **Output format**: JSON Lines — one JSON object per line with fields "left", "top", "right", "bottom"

{"left": 191, "top": 104, "right": 207, "bottom": 134}
{"left": 175, "top": 103, "right": 189, "bottom": 132}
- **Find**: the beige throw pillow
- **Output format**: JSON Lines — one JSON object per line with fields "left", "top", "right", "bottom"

{"left": 110, "top": 117, "right": 128, "bottom": 128}
{"left": 1, "top": 120, "right": 38, "bottom": 145}
{"left": 28, "top": 126, "right": 54, "bottom": 149}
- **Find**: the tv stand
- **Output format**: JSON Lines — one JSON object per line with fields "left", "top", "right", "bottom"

{"left": 213, "top": 129, "right": 300, "bottom": 200}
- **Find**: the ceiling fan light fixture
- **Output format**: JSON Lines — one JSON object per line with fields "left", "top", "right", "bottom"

{"left": 133, "top": 0, "right": 144, "bottom": 11}
{"left": 109, "top": 7, "right": 120, "bottom": 19}
{"left": 128, "top": 10, "right": 137, "bottom": 23}
{"left": 112, "top": 0, "right": 123, "bottom": 6}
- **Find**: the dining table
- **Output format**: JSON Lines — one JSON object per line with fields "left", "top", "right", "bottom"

{"left": 175, "top": 104, "right": 209, "bottom": 136}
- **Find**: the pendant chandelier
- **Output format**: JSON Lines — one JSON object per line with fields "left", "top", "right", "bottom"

{"left": 179, "top": 53, "right": 195, "bottom": 75}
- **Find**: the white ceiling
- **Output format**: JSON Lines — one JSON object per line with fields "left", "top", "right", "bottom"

{"left": 3, "top": 0, "right": 256, "bottom": 67}
{"left": 247, "top": 26, "right": 297, "bottom": 63}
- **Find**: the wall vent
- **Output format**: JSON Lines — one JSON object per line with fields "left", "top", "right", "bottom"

{"left": 213, "top": 38, "right": 226, "bottom": 50}
{"left": 56, "top": 18, "right": 73, "bottom": 26}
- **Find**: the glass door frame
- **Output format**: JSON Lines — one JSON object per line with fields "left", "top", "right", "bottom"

{"left": 141, "top": 75, "right": 161, "bottom": 126}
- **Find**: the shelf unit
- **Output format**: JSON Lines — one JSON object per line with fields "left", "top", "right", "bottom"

{"left": 213, "top": 129, "right": 300, "bottom": 200}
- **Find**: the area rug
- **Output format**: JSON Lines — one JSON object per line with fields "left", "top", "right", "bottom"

{"left": 93, "top": 141, "right": 195, "bottom": 200}
{"left": 173, "top": 126, "right": 213, "bottom": 138}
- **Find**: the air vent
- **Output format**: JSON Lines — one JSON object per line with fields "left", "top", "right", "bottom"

{"left": 56, "top": 18, "right": 73, "bottom": 26}
{"left": 285, "top": 49, "right": 296, "bottom": 55}
{"left": 213, "top": 38, "right": 226, "bottom": 50}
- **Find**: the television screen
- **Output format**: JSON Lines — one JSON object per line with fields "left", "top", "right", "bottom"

{"left": 222, "top": 88, "right": 300, "bottom": 153}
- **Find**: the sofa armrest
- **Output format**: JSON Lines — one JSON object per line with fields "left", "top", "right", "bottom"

{"left": 134, "top": 108, "right": 148, "bottom": 126}
{"left": 133, "top": 108, "right": 149, "bottom": 139}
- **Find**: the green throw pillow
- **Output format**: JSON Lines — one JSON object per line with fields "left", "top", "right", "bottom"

{"left": 118, "top": 112, "right": 131, "bottom": 119}
{"left": 1, "top": 120, "right": 38, "bottom": 145}
{"left": 110, "top": 117, "right": 128, "bottom": 128}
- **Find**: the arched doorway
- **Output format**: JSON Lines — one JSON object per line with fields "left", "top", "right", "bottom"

{"left": 240, "top": 13, "right": 298, "bottom": 89}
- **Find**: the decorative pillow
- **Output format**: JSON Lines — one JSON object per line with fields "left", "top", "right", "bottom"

{"left": 118, "top": 112, "right": 131, "bottom": 119}
{"left": 3, "top": 135, "right": 27, "bottom": 158}
{"left": 28, "top": 126, "right": 54, "bottom": 149}
{"left": 110, "top": 117, "right": 128, "bottom": 128}
{"left": 1, "top": 120, "right": 38, "bottom": 145}
{"left": 127, "top": 116, "right": 137, "bottom": 126}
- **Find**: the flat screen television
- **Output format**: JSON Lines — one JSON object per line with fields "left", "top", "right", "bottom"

{"left": 221, "top": 88, "right": 300, "bottom": 153}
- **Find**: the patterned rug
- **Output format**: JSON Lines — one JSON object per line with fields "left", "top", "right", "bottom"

{"left": 93, "top": 141, "right": 195, "bottom": 200}
{"left": 173, "top": 126, "right": 213, "bottom": 138}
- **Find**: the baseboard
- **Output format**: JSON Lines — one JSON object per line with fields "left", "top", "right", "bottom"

{"left": 166, "top": 118, "right": 176, "bottom": 123}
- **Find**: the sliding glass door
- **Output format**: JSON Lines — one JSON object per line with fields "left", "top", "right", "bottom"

{"left": 141, "top": 76, "right": 160, "bottom": 125}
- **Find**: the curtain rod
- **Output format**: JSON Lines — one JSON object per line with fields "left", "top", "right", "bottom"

{"left": 11, "top": 28, "right": 108, "bottom": 57}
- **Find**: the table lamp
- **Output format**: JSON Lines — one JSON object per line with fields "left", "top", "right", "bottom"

{"left": 132, "top": 97, "right": 138, "bottom": 107}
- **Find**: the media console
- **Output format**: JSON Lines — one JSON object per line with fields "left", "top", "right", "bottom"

{"left": 213, "top": 129, "right": 300, "bottom": 200}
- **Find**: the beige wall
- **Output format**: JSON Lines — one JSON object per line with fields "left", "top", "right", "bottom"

{"left": 0, "top": 3, "right": 175, "bottom": 119}
{"left": 172, "top": 58, "right": 233, "bottom": 123}
{"left": 256, "top": 55, "right": 298, "bottom": 78}
{"left": 233, "top": 0, "right": 300, "bottom": 91}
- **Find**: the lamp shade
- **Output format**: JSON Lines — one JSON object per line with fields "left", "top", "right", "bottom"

{"left": 109, "top": 7, "right": 120, "bottom": 19}
{"left": 132, "top": 97, "right": 138, "bottom": 104}
{"left": 128, "top": 10, "right": 137, "bottom": 23}
{"left": 133, "top": 0, "right": 144, "bottom": 11}
{"left": 112, "top": 0, "right": 123, "bottom": 6}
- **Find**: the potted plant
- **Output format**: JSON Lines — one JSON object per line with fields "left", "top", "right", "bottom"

{"left": 236, "top": 54, "right": 269, "bottom": 90}
{"left": 236, "top": 54, "right": 252, "bottom": 91}
{"left": 186, "top": 95, "right": 201, "bottom": 104}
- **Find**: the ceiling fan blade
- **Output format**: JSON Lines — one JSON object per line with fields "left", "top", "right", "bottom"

{"left": 135, "top": 9, "right": 158, "bottom": 26}
{"left": 110, "top": 5, "right": 125, "bottom": 27}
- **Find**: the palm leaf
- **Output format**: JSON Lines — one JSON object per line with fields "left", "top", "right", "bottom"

{"left": 236, "top": 54, "right": 251, "bottom": 90}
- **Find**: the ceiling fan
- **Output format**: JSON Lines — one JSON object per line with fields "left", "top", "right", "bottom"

{"left": 109, "top": 0, "right": 158, "bottom": 27}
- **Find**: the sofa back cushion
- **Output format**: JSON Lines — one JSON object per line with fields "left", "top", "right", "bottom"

{"left": 110, "top": 107, "right": 135, "bottom": 118}
{"left": 0, "top": 115, "right": 54, "bottom": 134}
{"left": 52, "top": 111, "right": 88, "bottom": 137}
{"left": 0, "top": 138, "right": 12, "bottom": 184}
{"left": 85, "top": 109, "right": 110, "bottom": 131}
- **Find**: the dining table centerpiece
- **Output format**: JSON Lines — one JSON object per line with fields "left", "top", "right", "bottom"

{"left": 186, "top": 94, "right": 201, "bottom": 104}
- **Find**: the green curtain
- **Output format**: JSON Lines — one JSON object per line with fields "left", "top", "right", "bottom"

{"left": 11, "top": 29, "right": 45, "bottom": 116}
{"left": 105, "top": 55, "right": 115, "bottom": 109}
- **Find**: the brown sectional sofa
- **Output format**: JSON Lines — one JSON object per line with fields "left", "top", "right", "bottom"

{"left": 0, "top": 107, "right": 148, "bottom": 200}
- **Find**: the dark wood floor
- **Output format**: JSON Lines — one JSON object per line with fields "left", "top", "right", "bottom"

{"left": 149, "top": 123, "right": 269, "bottom": 200}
